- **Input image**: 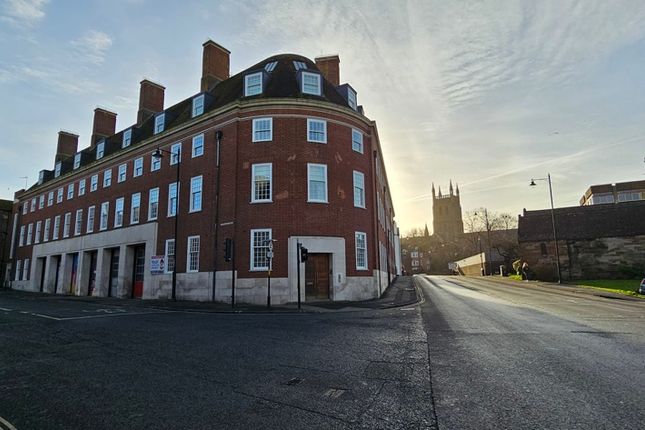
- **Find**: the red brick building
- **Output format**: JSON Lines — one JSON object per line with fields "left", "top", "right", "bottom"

{"left": 8, "top": 40, "right": 399, "bottom": 304}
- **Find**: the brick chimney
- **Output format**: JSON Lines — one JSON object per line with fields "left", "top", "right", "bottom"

{"left": 137, "top": 79, "right": 165, "bottom": 125}
{"left": 201, "top": 40, "right": 230, "bottom": 92}
{"left": 56, "top": 131, "right": 79, "bottom": 163}
{"left": 91, "top": 108, "right": 117, "bottom": 147}
{"left": 315, "top": 55, "right": 340, "bottom": 86}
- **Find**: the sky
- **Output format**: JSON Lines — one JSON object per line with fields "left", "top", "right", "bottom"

{"left": 1, "top": 0, "right": 645, "bottom": 235}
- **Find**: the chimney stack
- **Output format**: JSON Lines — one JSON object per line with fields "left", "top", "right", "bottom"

{"left": 91, "top": 108, "right": 117, "bottom": 147}
{"left": 201, "top": 40, "right": 230, "bottom": 92}
{"left": 315, "top": 55, "right": 340, "bottom": 87}
{"left": 137, "top": 79, "right": 165, "bottom": 125}
{"left": 56, "top": 131, "right": 79, "bottom": 163}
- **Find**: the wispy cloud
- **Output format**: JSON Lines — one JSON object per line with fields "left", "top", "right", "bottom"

{"left": 1, "top": 0, "right": 48, "bottom": 27}
{"left": 70, "top": 30, "right": 113, "bottom": 65}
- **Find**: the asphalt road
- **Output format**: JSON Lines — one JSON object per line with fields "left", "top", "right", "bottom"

{"left": 0, "top": 288, "right": 433, "bottom": 430}
{"left": 417, "top": 275, "right": 645, "bottom": 430}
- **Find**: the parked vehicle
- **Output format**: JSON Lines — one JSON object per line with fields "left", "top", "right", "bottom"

{"left": 639, "top": 277, "right": 645, "bottom": 295}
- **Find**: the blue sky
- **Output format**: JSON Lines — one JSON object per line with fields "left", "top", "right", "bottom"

{"left": 1, "top": 0, "right": 644, "bottom": 234}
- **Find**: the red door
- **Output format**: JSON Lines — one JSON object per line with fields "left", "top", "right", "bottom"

{"left": 132, "top": 245, "right": 145, "bottom": 298}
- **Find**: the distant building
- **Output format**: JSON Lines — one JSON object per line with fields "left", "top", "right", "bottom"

{"left": 432, "top": 181, "right": 464, "bottom": 241}
{"left": 518, "top": 201, "right": 645, "bottom": 281}
{"left": 580, "top": 180, "right": 645, "bottom": 206}
{"left": 401, "top": 246, "right": 431, "bottom": 274}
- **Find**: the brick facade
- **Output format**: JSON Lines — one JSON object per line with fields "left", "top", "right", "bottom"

{"left": 9, "top": 41, "right": 399, "bottom": 304}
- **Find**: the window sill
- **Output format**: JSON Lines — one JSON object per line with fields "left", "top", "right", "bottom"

{"left": 188, "top": 209, "right": 202, "bottom": 214}
{"left": 250, "top": 268, "right": 270, "bottom": 272}
{"left": 307, "top": 200, "right": 329, "bottom": 204}
{"left": 252, "top": 139, "right": 272, "bottom": 143}
{"left": 307, "top": 140, "right": 327, "bottom": 144}
{"left": 354, "top": 205, "right": 366, "bottom": 209}
{"left": 250, "top": 200, "right": 273, "bottom": 204}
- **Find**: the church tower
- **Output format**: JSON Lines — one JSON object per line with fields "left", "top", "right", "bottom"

{"left": 432, "top": 180, "right": 464, "bottom": 241}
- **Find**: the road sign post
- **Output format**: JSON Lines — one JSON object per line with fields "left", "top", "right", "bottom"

{"left": 266, "top": 241, "right": 274, "bottom": 309}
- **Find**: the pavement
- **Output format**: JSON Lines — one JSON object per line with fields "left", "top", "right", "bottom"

{"left": 0, "top": 276, "right": 420, "bottom": 314}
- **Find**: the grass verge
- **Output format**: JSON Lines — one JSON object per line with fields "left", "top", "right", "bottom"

{"left": 568, "top": 279, "right": 644, "bottom": 298}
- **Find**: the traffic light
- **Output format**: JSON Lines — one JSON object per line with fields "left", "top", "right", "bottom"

{"left": 224, "top": 238, "right": 233, "bottom": 262}
{"left": 300, "top": 246, "right": 309, "bottom": 262}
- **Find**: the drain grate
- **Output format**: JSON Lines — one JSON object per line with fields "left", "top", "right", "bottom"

{"left": 286, "top": 377, "right": 304, "bottom": 386}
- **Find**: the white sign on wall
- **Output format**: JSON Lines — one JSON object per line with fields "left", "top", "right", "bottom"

{"left": 150, "top": 255, "right": 165, "bottom": 274}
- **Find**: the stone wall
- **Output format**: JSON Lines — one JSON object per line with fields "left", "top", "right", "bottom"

{"left": 520, "top": 235, "right": 645, "bottom": 281}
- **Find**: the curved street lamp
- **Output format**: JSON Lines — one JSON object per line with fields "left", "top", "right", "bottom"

{"left": 152, "top": 147, "right": 180, "bottom": 300}
{"left": 530, "top": 174, "right": 562, "bottom": 283}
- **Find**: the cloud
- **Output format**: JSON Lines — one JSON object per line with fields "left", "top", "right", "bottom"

{"left": 1, "top": 0, "right": 48, "bottom": 27}
{"left": 70, "top": 30, "right": 114, "bottom": 65}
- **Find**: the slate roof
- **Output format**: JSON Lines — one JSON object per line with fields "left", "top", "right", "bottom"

{"left": 518, "top": 200, "right": 645, "bottom": 242}
{"left": 29, "top": 54, "right": 359, "bottom": 193}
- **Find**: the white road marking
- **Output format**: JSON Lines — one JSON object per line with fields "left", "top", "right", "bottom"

{"left": 0, "top": 415, "right": 18, "bottom": 430}
{"left": 30, "top": 311, "right": 170, "bottom": 321}
{"left": 0, "top": 307, "right": 13, "bottom": 311}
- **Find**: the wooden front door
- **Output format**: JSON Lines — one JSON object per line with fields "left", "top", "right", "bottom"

{"left": 132, "top": 245, "right": 145, "bottom": 298}
{"left": 305, "top": 253, "right": 330, "bottom": 300}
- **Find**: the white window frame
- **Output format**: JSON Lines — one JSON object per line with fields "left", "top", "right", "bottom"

{"left": 347, "top": 88, "right": 357, "bottom": 110}
{"left": 118, "top": 164, "right": 127, "bottom": 183}
{"left": 74, "top": 153, "right": 81, "bottom": 169}
{"left": 67, "top": 183, "right": 74, "bottom": 200}
{"left": 244, "top": 72, "right": 263, "bottom": 97}
{"left": 301, "top": 71, "right": 321, "bottom": 95}
{"left": 87, "top": 206, "right": 95, "bottom": 233}
{"left": 187, "top": 235, "right": 200, "bottom": 273}
{"left": 122, "top": 128, "right": 132, "bottom": 148}
{"left": 54, "top": 162, "right": 61, "bottom": 178}
{"left": 47, "top": 191, "right": 54, "bottom": 206}
{"left": 96, "top": 141, "right": 105, "bottom": 159}
{"left": 100, "top": 202, "right": 109, "bottom": 231}
{"left": 90, "top": 175, "right": 98, "bottom": 192}
{"left": 168, "top": 182, "right": 178, "bottom": 217}
{"left": 151, "top": 153, "right": 161, "bottom": 172}
{"left": 114, "top": 197, "right": 124, "bottom": 228}
{"left": 63, "top": 213, "right": 71, "bottom": 238}
{"left": 19, "top": 225, "right": 25, "bottom": 246}
{"left": 75, "top": 209, "right": 83, "bottom": 236}
{"left": 26, "top": 223, "right": 33, "bottom": 245}
{"left": 250, "top": 228, "right": 272, "bottom": 271}
{"left": 192, "top": 134, "right": 204, "bottom": 158}
{"left": 170, "top": 143, "right": 181, "bottom": 165}
{"left": 307, "top": 119, "right": 327, "bottom": 143}
{"left": 31, "top": 197, "right": 36, "bottom": 212}
{"left": 165, "top": 239, "right": 175, "bottom": 274}
{"left": 134, "top": 157, "right": 143, "bottom": 177}
{"left": 352, "top": 129, "right": 364, "bottom": 153}
{"left": 53, "top": 215, "right": 60, "bottom": 240}
{"left": 79, "top": 179, "right": 86, "bottom": 196}
{"left": 307, "top": 163, "right": 328, "bottom": 203}
{"left": 43, "top": 218, "right": 50, "bottom": 242}
{"left": 57, "top": 187, "right": 63, "bottom": 203}
{"left": 38, "top": 195, "right": 44, "bottom": 209}
{"left": 22, "top": 203, "right": 28, "bottom": 215}
{"left": 192, "top": 94, "right": 205, "bottom": 117}
{"left": 130, "top": 193, "right": 141, "bottom": 224}
{"left": 252, "top": 118, "right": 273, "bottom": 142}
{"left": 251, "top": 163, "right": 272, "bottom": 203}
{"left": 190, "top": 176, "right": 203, "bottom": 213}
{"left": 353, "top": 171, "right": 366, "bottom": 208}
{"left": 154, "top": 113, "right": 165, "bottom": 135}
{"left": 34, "top": 221, "right": 41, "bottom": 244}
{"left": 148, "top": 188, "right": 159, "bottom": 221}
{"left": 23, "top": 258, "right": 29, "bottom": 281}
{"left": 355, "top": 232, "right": 368, "bottom": 270}
{"left": 15, "top": 260, "right": 21, "bottom": 281}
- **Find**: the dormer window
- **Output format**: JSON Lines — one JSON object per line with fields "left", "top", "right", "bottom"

{"left": 38, "top": 171, "right": 44, "bottom": 185}
{"left": 73, "top": 153, "right": 81, "bottom": 169}
{"left": 96, "top": 141, "right": 105, "bottom": 159}
{"left": 54, "top": 161, "right": 61, "bottom": 178}
{"left": 154, "top": 113, "right": 165, "bottom": 134}
{"left": 264, "top": 61, "right": 278, "bottom": 73}
{"left": 302, "top": 72, "right": 321, "bottom": 96}
{"left": 347, "top": 88, "right": 357, "bottom": 110}
{"left": 244, "top": 72, "right": 263, "bottom": 97}
{"left": 192, "top": 94, "right": 205, "bottom": 117}
{"left": 293, "top": 61, "right": 307, "bottom": 71}
{"left": 122, "top": 128, "right": 132, "bottom": 148}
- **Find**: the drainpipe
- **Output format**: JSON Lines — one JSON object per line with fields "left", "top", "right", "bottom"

{"left": 212, "top": 130, "right": 223, "bottom": 302}
{"left": 372, "top": 151, "right": 381, "bottom": 295}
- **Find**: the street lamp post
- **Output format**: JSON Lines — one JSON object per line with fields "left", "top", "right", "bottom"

{"left": 152, "top": 147, "right": 181, "bottom": 300}
{"left": 477, "top": 236, "right": 484, "bottom": 276}
{"left": 530, "top": 174, "right": 562, "bottom": 284}
{"left": 474, "top": 210, "right": 493, "bottom": 275}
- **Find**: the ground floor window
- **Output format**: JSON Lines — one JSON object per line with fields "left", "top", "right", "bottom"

{"left": 187, "top": 236, "right": 200, "bottom": 272}
{"left": 250, "top": 229, "right": 271, "bottom": 271}
{"left": 355, "top": 232, "right": 367, "bottom": 270}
